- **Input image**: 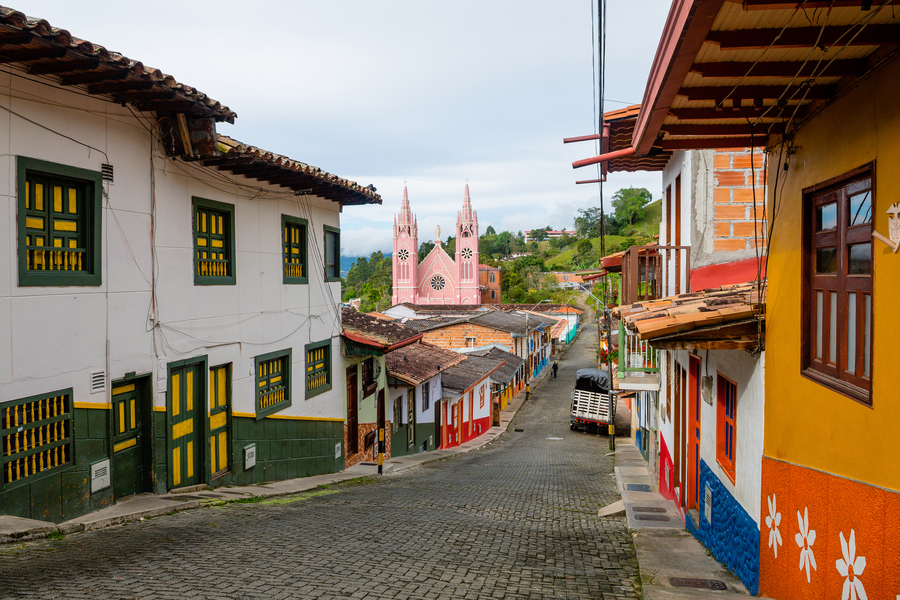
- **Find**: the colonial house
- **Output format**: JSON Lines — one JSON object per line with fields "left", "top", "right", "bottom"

{"left": 462, "top": 347, "right": 525, "bottom": 418}
{"left": 438, "top": 356, "right": 503, "bottom": 449}
{"left": 478, "top": 264, "right": 502, "bottom": 304}
{"left": 340, "top": 309, "right": 421, "bottom": 468}
{"left": 0, "top": 8, "right": 380, "bottom": 522}
{"left": 585, "top": 0, "right": 900, "bottom": 596}
{"left": 384, "top": 341, "right": 464, "bottom": 457}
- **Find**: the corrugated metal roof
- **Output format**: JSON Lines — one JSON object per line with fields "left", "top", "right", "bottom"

{"left": 0, "top": 6, "right": 234, "bottom": 122}
{"left": 385, "top": 342, "right": 466, "bottom": 386}
{"left": 441, "top": 356, "right": 504, "bottom": 394}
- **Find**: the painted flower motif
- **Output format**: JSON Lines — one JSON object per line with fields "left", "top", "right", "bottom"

{"left": 835, "top": 529, "right": 867, "bottom": 600}
{"left": 765, "top": 494, "right": 782, "bottom": 558}
{"left": 794, "top": 507, "right": 817, "bottom": 583}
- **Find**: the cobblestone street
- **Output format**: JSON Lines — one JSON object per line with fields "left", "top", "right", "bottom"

{"left": 0, "top": 326, "right": 639, "bottom": 600}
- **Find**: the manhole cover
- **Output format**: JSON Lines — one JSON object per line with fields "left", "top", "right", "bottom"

{"left": 514, "top": 428, "right": 525, "bottom": 432}
{"left": 669, "top": 578, "right": 727, "bottom": 590}
{"left": 625, "top": 484, "right": 652, "bottom": 492}
{"left": 633, "top": 506, "right": 666, "bottom": 513}
{"left": 635, "top": 514, "right": 670, "bottom": 521}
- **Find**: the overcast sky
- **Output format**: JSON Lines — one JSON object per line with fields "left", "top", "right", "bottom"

{"left": 21, "top": 0, "right": 672, "bottom": 257}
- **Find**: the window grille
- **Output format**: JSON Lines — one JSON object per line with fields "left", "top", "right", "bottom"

{"left": 193, "top": 197, "right": 235, "bottom": 285}
{"left": 255, "top": 351, "right": 291, "bottom": 419}
{"left": 306, "top": 340, "right": 332, "bottom": 398}
{"left": 2, "top": 390, "right": 73, "bottom": 488}
{"left": 282, "top": 216, "right": 308, "bottom": 283}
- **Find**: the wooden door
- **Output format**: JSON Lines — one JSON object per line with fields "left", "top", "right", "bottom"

{"left": 376, "top": 389, "right": 385, "bottom": 458}
{"left": 346, "top": 365, "right": 358, "bottom": 456}
{"left": 450, "top": 402, "right": 459, "bottom": 445}
{"left": 468, "top": 390, "right": 474, "bottom": 437}
{"left": 407, "top": 389, "right": 415, "bottom": 450}
{"left": 209, "top": 364, "right": 230, "bottom": 479}
{"left": 168, "top": 362, "right": 203, "bottom": 489}
{"left": 674, "top": 360, "right": 686, "bottom": 507}
{"left": 112, "top": 381, "right": 146, "bottom": 498}
{"left": 441, "top": 402, "right": 448, "bottom": 448}
{"left": 687, "top": 355, "right": 701, "bottom": 510}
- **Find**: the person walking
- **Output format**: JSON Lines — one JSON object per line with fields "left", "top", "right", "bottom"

{"left": 552, "top": 362, "right": 558, "bottom": 378}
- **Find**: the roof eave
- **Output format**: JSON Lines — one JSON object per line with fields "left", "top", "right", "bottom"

{"left": 632, "top": 0, "right": 726, "bottom": 155}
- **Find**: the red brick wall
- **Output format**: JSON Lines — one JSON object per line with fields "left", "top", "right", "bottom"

{"left": 713, "top": 149, "right": 768, "bottom": 253}
{"left": 479, "top": 268, "right": 502, "bottom": 304}
{"left": 421, "top": 323, "right": 513, "bottom": 350}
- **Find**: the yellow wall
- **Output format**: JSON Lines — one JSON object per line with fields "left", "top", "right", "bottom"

{"left": 764, "top": 53, "right": 900, "bottom": 490}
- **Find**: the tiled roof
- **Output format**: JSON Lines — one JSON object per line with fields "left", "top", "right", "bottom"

{"left": 401, "top": 316, "right": 470, "bottom": 332}
{"left": 467, "top": 311, "right": 533, "bottom": 336}
{"left": 468, "top": 348, "right": 523, "bottom": 384}
{"left": 341, "top": 309, "right": 421, "bottom": 350}
{"left": 496, "top": 303, "right": 583, "bottom": 314}
{"left": 399, "top": 303, "right": 494, "bottom": 313}
{"left": 0, "top": 7, "right": 234, "bottom": 122}
{"left": 612, "top": 282, "right": 766, "bottom": 349}
{"left": 440, "top": 356, "right": 504, "bottom": 395}
{"left": 209, "top": 136, "right": 381, "bottom": 207}
{"left": 385, "top": 342, "right": 466, "bottom": 386}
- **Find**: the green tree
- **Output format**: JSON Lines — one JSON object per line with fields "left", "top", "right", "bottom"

{"left": 484, "top": 225, "right": 496, "bottom": 235}
{"left": 574, "top": 207, "right": 604, "bottom": 238}
{"left": 418, "top": 240, "right": 434, "bottom": 261}
{"left": 529, "top": 227, "right": 549, "bottom": 242}
{"left": 612, "top": 187, "right": 653, "bottom": 226}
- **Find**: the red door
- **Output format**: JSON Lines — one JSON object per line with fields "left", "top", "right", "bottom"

{"left": 441, "top": 402, "right": 449, "bottom": 448}
{"left": 687, "top": 355, "right": 702, "bottom": 510}
{"left": 468, "top": 390, "right": 474, "bottom": 438}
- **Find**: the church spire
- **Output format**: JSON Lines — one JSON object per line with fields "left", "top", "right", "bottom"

{"left": 398, "top": 183, "right": 412, "bottom": 224}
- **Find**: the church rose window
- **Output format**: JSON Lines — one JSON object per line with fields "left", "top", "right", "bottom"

{"left": 461, "top": 248, "right": 473, "bottom": 260}
{"left": 431, "top": 275, "right": 446, "bottom": 291}
{"left": 398, "top": 249, "right": 409, "bottom": 261}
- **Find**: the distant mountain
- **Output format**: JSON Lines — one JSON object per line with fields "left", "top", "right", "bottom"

{"left": 341, "top": 253, "right": 392, "bottom": 277}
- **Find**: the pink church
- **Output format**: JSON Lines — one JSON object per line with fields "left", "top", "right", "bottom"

{"left": 392, "top": 185, "right": 480, "bottom": 305}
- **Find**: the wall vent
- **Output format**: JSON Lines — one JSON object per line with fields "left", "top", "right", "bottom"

{"left": 704, "top": 484, "right": 713, "bottom": 524}
{"left": 90, "top": 371, "right": 106, "bottom": 394}
{"left": 91, "top": 459, "right": 110, "bottom": 493}
{"left": 101, "top": 163, "right": 114, "bottom": 182}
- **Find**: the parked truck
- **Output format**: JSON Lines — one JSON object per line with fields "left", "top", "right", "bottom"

{"left": 570, "top": 368, "right": 615, "bottom": 432}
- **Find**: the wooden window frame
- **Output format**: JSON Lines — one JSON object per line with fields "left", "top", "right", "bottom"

{"left": 361, "top": 357, "right": 377, "bottom": 397}
{"left": 801, "top": 163, "right": 874, "bottom": 406}
{"left": 305, "top": 339, "right": 333, "bottom": 399}
{"left": 17, "top": 157, "right": 102, "bottom": 287}
{"left": 1, "top": 388, "right": 74, "bottom": 490}
{"left": 193, "top": 197, "right": 236, "bottom": 285}
{"left": 282, "top": 215, "right": 308, "bottom": 284}
{"left": 392, "top": 396, "right": 401, "bottom": 433}
{"left": 716, "top": 373, "right": 737, "bottom": 484}
{"left": 422, "top": 382, "right": 430, "bottom": 412}
{"left": 209, "top": 363, "right": 231, "bottom": 477}
{"left": 323, "top": 225, "right": 341, "bottom": 282}
{"left": 254, "top": 349, "right": 291, "bottom": 420}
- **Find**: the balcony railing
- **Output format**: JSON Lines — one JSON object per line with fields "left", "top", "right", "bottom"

{"left": 615, "top": 244, "right": 689, "bottom": 390}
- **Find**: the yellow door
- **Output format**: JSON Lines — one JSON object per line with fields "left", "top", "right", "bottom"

{"left": 209, "top": 364, "right": 230, "bottom": 478}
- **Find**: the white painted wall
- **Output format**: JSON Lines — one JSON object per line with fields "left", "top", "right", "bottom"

{"left": 415, "top": 374, "right": 442, "bottom": 425}
{"left": 0, "top": 69, "right": 347, "bottom": 423}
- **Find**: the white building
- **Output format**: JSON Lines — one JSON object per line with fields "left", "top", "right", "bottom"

{"left": 0, "top": 9, "right": 379, "bottom": 522}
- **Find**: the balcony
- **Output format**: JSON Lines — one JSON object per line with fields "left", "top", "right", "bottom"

{"left": 615, "top": 244, "right": 689, "bottom": 392}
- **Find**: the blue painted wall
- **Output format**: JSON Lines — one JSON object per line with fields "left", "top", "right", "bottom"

{"left": 686, "top": 459, "right": 760, "bottom": 595}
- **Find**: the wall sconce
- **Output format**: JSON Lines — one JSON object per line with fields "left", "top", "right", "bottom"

{"left": 701, "top": 375, "right": 714, "bottom": 405}
{"left": 872, "top": 203, "right": 900, "bottom": 253}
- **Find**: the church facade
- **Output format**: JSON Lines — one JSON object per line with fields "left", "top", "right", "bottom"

{"left": 392, "top": 185, "right": 480, "bottom": 305}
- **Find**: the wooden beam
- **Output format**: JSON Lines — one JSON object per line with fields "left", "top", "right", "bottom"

{"left": 134, "top": 100, "right": 196, "bottom": 113}
{"left": 691, "top": 59, "right": 866, "bottom": 79}
{"left": 663, "top": 122, "right": 784, "bottom": 135}
{"left": 111, "top": 89, "right": 177, "bottom": 102}
{"left": 679, "top": 84, "right": 834, "bottom": 102}
{"left": 88, "top": 79, "right": 154, "bottom": 94}
{"left": 29, "top": 58, "right": 100, "bottom": 75}
{"left": 60, "top": 69, "right": 128, "bottom": 86}
{"left": 707, "top": 24, "right": 900, "bottom": 50}
{"left": 0, "top": 32, "right": 35, "bottom": 47}
{"left": 741, "top": 0, "right": 898, "bottom": 9}
{"left": 657, "top": 136, "right": 767, "bottom": 150}
{"left": 669, "top": 105, "right": 806, "bottom": 120}
{"left": 0, "top": 46, "right": 66, "bottom": 63}
{"left": 649, "top": 337, "right": 761, "bottom": 350}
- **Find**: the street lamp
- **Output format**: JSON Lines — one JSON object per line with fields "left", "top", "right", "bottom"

{"left": 524, "top": 299, "right": 552, "bottom": 401}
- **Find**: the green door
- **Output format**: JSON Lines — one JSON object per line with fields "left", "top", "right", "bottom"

{"left": 209, "top": 364, "right": 230, "bottom": 479}
{"left": 112, "top": 382, "right": 145, "bottom": 498}
{"left": 168, "top": 363, "right": 203, "bottom": 489}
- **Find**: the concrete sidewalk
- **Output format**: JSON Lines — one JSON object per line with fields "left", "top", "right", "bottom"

{"left": 0, "top": 350, "right": 557, "bottom": 547}
{"left": 610, "top": 441, "right": 751, "bottom": 599}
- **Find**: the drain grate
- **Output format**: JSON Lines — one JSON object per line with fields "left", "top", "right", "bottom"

{"left": 634, "top": 514, "right": 670, "bottom": 521}
{"left": 633, "top": 506, "right": 666, "bottom": 513}
{"left": 669, "top": 578, "right": 727, "bottom": 590}
{"left": 625, "top": 484, "right": 652, "bottom": 492}
{"left": 514, "top": 428, "right": 525, "bottom": 432}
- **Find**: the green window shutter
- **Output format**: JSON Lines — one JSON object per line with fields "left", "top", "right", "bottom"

{"left": 17, "top": 157, "right": 102, "bottom": 287}
{"left": 282, "top": 215, "right": 308, "bottom": 284}
{"left": 324, "top": 226, "right": 340, "bottom": 282}
{"left": 255, "top": 349, "right": 291, "bottom": 419}
{"left": 192, "top": 197, "right": 236, "bottom": 285}
{"left": 305, "top": 339, "right": 333, "bottom": 398}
